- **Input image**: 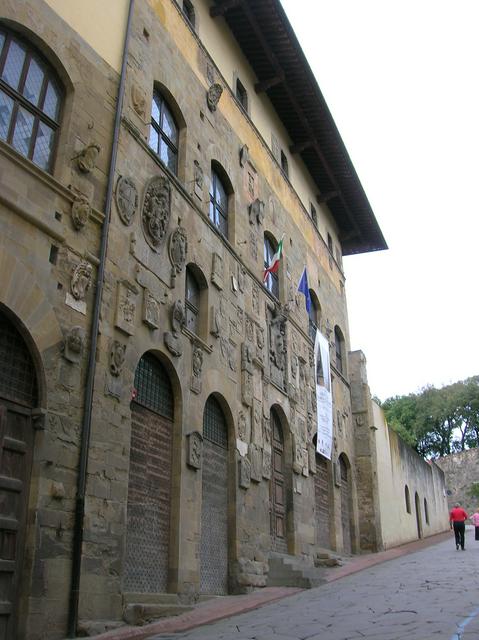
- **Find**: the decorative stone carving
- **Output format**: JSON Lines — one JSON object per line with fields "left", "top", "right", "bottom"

{"left": 241, "top": 370, "right": 253, "bottom": 407}
{"left": 62, "top": 326, "right": 84, "bottom": 363}
{"left": 76, "top": 143, "right": 101, "bottom": 173}
{"left": 334, "top": 461, "right": 342, "bottom": 487}
{"left": 115, "top": 281, "right": 138, "bottom": 336}
{"left": 187, "top": 431, "right": 203, "bottom": 470}
{"left": 263, "top": 416, "right": 271, "bottom": 446}
{"left": 71, "top": 195, "right": 91, "bottom": 230}
{"left": 238, "top": 410, "right": 248, "bottom": 441}
{"left": 249, "top": 229, "right": 258, "bottom": 261}
{"left": 252, "top": 283, "right": 260, "bottom": 315}
{"left": 308, "top": 444, "right": 317, "bottom": 475}
{"left": 245, "top": 316, "right": 254, "bottom": 344}
{"left": 131, "top": 83, "right": 146, "bottom": 118}
{"left": 191, "top": 346, "right": 203, "bottom": 394}
{"left": 164, "top": 299, "right": 185, "bottom": 357}
{"left": 249, "top": 198, "right": 265, "bottom": 226}
{"left": 249, "top": 444, "right": 262, "bottom": 483}
{"left": 238, "top": 456, "right": 251, "bottom": 489}
{"left": 115, "top": 175, "right": 138, "bottom": 226}
{"left": 251, "top": 399, "right": 262, "bottom": 444}
{"left": 241, "top": 342, "right": 254, "bottom": 374}
{"left": 210, "top": 296, "right": 226, "bottom": 338}
{"left": 168, "top": 225, "right": 188, "bottom": 279}
{"left": 71, "top": 260, "right": 92, "bottom": 301}
{"left": 142, "top": 176, "right": 171, "bottom": 252}
{"left": 206, "top": 82, "right": 223, "bottom": 111}
{"left": 194, "top": 160, "right": 205, "bottom": 193}
{"left": 262, "top": 448, "right": 272, "bottom": 479}
{"left": 220, "top": 337, "right": 237, "bottom": 372}
{"left": 269, "top": 308, "right": 287, "bottom": 390}
{"left": 142, "top": 289, "right": 160, "bottom": 330}
{"left": 109, "top": 340, "right": 126, "bottom": 377}
{"left": 239, "top": 143, "right": 249, "bottom": 167}
{"left": 211, "top": 252, "right": 224, "bottom": 290}
{"left": 292, "top": 434, "right": 304, "bottom": 475}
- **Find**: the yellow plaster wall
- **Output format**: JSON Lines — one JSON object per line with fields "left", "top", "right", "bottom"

{"left": 43, "top": 0, "right": 129, "bottom": 72}
{"left": 180, "top": 0, "right": 340, "bottom": 249}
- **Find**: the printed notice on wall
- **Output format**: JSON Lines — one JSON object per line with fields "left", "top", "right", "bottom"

{"left": 314, "top": 330, "right": 333, "bottom": 460}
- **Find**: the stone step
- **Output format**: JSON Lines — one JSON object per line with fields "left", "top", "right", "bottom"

{"left": 267, "top": 553, "right": 326, "bottom": 589}
{"left": 123, "top": 603, "right": 194, "bottom": 626}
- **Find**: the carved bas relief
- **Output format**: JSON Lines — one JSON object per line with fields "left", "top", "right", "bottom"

{"left": 142, "top": 289, "right": 160, "bottom": 330}
{"left": 71, "top": 195, "right": 91, "bottom": 231}
{"left": 115, "top": 175, "right": 138, "bottom": 226}
{"left": 62, "top": 326, "right": 85, "bottom": 364}
{"left": 142, "top": 176, "right": 171, "bottom": 252}
{"left": 164, "top": 300, "right": 185, "bottom": 357}
{"left": 106, "top": 339, "right": 127, "bottom": 399}
{"left": 76, "top": 143, "right": 101, "bottom": 174}
{"left": 193, "top": 160, "right": 203, "bottom": 200}
{"left": 206, "top": 82, "right": 223, "bottom": 112}
{"left": 131, "top": 83, "right": 147, "bottom": 119}
{"left": 115, "top": 281, "right": 139, "bottom": 336}
{"left": 248, "top": 198, "right": 265, "bottom": 226}
{"left": 238, "top": 456, "right": 251, "bottom": 490}
{"left": 239, "top": 143, "right": 249, "bottom": 167}
{"left": 269, "top": 308, "right": 287, "bottom": 391}
{"left": 190, "top": 346, "right": 203, "bottom": 394}
{"left": 249, "top": 444, "right": 262, "bottom": 483}
{"left": 241, "top": 343, "right": 254, "bottom": 407}
{"left": 168, "top": 224, "right": 188, "bottom": 288}
{"left": 211, "top": 252, "right": 224, "bottom": 290}
{"left": 262, "top": 448, "right": 272, "bottom": 479}
{"left": 71, "top": 260, "right": 92, "bottom": 301}
{"left": 187, "top": 431, "right": 203, "bottom": 470}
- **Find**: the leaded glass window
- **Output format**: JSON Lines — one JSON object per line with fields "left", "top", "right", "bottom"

{"left": 149, "top": 89, "right": 178, "bottom": 174}
{"left": 0, "top": 27, "right": 61, "bottom": 172}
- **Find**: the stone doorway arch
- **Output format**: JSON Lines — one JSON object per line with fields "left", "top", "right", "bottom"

{"left": 339, "top": 453, "right": 353, "bottom": 554}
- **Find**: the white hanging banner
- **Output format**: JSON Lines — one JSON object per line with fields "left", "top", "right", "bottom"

{"left": 314, "top": 329, "right": 333, "bottom": 460}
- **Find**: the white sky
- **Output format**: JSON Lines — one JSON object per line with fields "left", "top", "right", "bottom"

{"left": 281, "top": 0, "right": 479, "bottom": 401}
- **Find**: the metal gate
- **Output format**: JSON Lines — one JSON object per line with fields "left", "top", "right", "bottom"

{"left": 200, "top": 396, "right": 228, "bottom": 595}
{"left": 124, "top": 354, "right": 173, "bottom": 593}
{"left": 314, "top": 454, "right": 331, "bottom": 548}
{"left": 270, "top": 411, "right": 287, "bottom": 553}
{"left": 0, "top": 311, "right": 37, "bottom": 640}
{"left": 340, "top": 456, "right": 352, "bottom": 554}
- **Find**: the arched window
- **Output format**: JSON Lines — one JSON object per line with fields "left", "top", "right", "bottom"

{"left": 264, "top": 234, "right": 279, "bottom": 298}
{"left": 209, "top": 167, "right": 229, "bottom": 237}
{"left": 0, "top": 27, "right": 62, "bottom": 172}
{"left": 405, "top": 485, "right": 411, "bottom": 514}
{"left": 149, "top": 88, "right": 178, "bottom": 174}
{"left": 308, "top": 291, "right": 320, "bottom": 342}
{"left": 133, "top": 352, "right": 173, "bottom": 419}
{"left": 185, "top": 265, "right": 200, "bottom": 335}
{"left": 334, "top": 326, "right": 344, "bottom": 374}
{"left": 424, "top": 498, "right": 429, "bottom": 524}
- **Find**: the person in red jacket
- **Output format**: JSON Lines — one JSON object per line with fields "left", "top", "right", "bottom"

{"left": 450, "top": 503, "right": 468, "bottom": 550}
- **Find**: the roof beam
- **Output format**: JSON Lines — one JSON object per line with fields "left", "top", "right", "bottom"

{"left": 210, "top": 0, "right": 244, "bottom": 18}
{"left": 316, "top": 191, "right": 339, "bottom": 204}
{"left": 290, "top": 139, "right": 314, "bottom": 154}
{"left": 255, "top": 73, "right": 285, "bottom": 94}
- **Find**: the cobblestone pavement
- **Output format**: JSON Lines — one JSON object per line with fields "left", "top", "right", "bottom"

{"left": 146, "top": 530, "right": 479, "bottom": 640}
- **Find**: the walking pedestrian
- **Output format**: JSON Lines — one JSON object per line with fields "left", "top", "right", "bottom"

{"left": 470, "top": 508, "right": 479, "bottom": 541}
{"left": 450, "top": 503, "right": 468, "bottom": 550}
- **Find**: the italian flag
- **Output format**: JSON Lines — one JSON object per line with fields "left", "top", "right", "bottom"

{"left": 263, "top": 235, "right": 284, "bottom": 281}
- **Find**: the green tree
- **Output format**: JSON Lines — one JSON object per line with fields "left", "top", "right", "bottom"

{"left": 382, "top": 376, "right": 479, "bottom": 458}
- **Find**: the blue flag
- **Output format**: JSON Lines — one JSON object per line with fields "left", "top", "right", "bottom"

{"left": 297, "top": 266, "right": 311, "bottom": 313}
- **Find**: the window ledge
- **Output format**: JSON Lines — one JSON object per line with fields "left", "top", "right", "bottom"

{"left": 182, "top": 326, "right": 213, "bottom": 354}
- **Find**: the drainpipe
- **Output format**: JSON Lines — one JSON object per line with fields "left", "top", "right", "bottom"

{"left": 67, "top": 0, "right": 135, "bottom": 635}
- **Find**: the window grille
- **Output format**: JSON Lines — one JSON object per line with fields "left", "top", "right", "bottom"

{"left": 203, "top": 396, "right": 228, "bottom": 448}
{"left": 133, "top": 353, "right": 174, "bottom": 419}
{"left": 0, "top": 312, "right": 37, "bottom": 406}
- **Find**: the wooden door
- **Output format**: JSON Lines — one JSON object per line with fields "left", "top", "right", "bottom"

{"left": 270, "top": 413, "right": 287, "bottom": 553}
{"left": 200, "top": 396, "right": 228, "bottom": 594}
{"left": 124, "top": 354, "right": 173, "bottom": 593}
{"left": 314, "top": 454, "right": 331, "bottom": 548}
{"left": 0, "top": 312, "right": 37, "bottom": 640}
{"left": 340, "top": 457, "right": 352, "bottom": 554}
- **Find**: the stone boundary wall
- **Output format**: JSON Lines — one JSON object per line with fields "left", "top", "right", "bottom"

{"left": 436, "top": 448, "right": 479, "bottom": 515}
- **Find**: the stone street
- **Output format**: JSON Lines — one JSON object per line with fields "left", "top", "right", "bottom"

{"left": 146, "top": 529, "right": 479, "bottom": 640}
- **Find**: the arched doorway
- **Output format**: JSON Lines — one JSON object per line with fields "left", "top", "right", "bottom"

{"left": 200, "top": 395, "right": 229, "bottom": 594}
{"left": 314, "top": 452, "right": 331, "bottom": 549}
{"left": 339, "top": 454, "right": 353, "bottom": 554}
{"left": 0, "top": 309, "right": 39, "bottom": 639}
{"left": 270, "top": 409, "right": 288, "bottom": 553}
{"left": 415, "top": 492, "right": 423, "bottom": 539}
{"left": 124, "top": 353, "right": 174, "bottom": 593}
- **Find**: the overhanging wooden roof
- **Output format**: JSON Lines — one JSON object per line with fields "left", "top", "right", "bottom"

{"left": 210, "top": 0, "right": 387, "bottom": 255}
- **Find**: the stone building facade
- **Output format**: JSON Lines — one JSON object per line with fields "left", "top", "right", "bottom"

{"left": 0, "top": 1, "right": 424, "bottom": 638}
